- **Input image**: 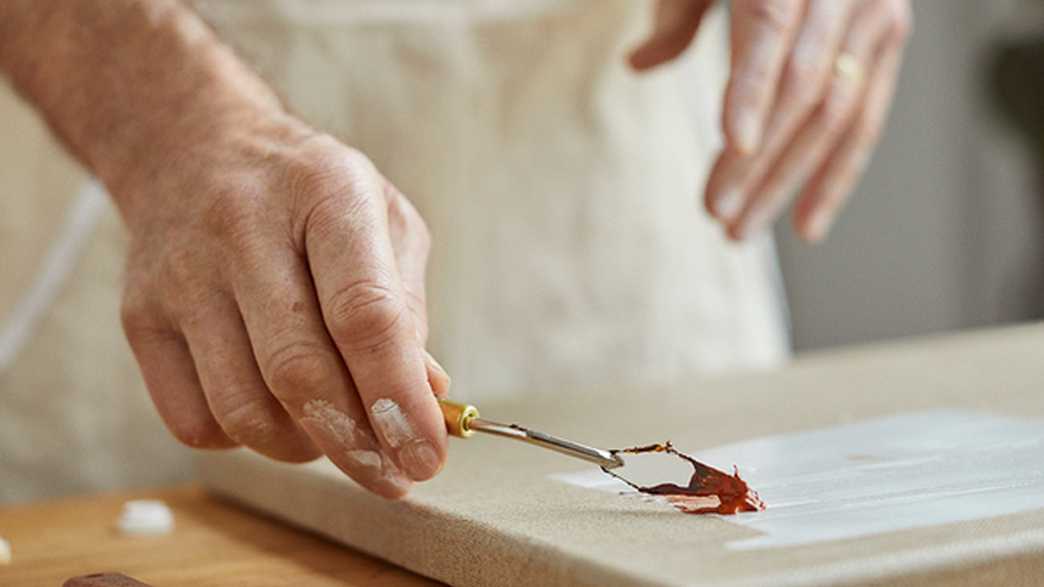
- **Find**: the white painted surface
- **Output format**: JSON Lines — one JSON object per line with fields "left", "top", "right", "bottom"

{"left": 554, "top": 411, "right": 1044, "bottom": 550}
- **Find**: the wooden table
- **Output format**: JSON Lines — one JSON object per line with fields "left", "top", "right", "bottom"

{"left": 0, "top": 485, "right": 439, "bottom": 586}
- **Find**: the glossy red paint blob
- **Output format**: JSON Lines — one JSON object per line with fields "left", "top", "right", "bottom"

{"left": 601, "top": 442, "right": 765, "bottom": 515}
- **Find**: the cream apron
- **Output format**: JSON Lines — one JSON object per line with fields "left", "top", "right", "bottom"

{"left": 0, "top": 0, "right": 788, "bottom": 503}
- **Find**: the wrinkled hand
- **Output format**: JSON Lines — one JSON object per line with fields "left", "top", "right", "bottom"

{"left": 119, "top": 121, "right": 450, "bottom": 498}
{"left": 631, "top": 0, "right": 911, "bottom": 241}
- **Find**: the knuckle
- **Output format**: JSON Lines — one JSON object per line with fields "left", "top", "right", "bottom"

{"left": 303, "top": 193, "right": 366, "bottom": 248}
{"left": 265, "top": 342, "right": 336, "bottom": 401}
{"left": 119, "top": 292, "right": 154, "bottom": 339}
{"left": 745, "top": 0, "right": 796, "bottom": 35}
{"left": 287, "top": 157, "right": 341, "bottom": 203}
{"left": 288, "top": 142, "right": 375, "bottom": 203}
{"left": 216, "top": 394, "right": 280, "bottom": 446}
{"left": 390, "top": 194, "right": 432, "bottom": 251}
{"left": 782, "top": 60, "right": 825, "bottom": 106}
{"left": 293, "top": 165, "right": 382, "bottom": 245}
{"left": 340, "top": 146, "right": 379, "bottom": 182}
{"left": 326, "top": 280, "right": 408, "bottom": 352}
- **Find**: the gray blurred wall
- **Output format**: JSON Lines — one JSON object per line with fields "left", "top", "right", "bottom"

{"left": 775, "top": 0, "right": 1044, "bottom": 351}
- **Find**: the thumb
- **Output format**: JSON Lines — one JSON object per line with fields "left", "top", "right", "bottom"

{"left": 629, "top": 0, "right": 715, "bottom": 71}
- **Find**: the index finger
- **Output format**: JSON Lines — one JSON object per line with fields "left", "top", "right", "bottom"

{"left": 725, "top": 0, "right": 805, "bottom": 153}
{"left": 301, "top": 148, "right": 447, "bottom": 482}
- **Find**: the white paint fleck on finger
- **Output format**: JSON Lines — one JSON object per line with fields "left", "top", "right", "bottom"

{"left": 370, "top": 398, "right": 442, "bottom": 480}
{"left": 300, "top": 399, "right": 411, "bottom": 489}
{"left": 345, "top": 449, "right": 383, "bottom": 472}
{"left": 301, "top": 399, "right": 360, "bottom": 446}
{"left": 370, "top": 398, "right": 417, "bottom": 449}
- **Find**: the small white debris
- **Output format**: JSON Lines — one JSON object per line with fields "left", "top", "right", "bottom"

{"left": 0, "top": 535, "right": 11, "bottom": 564}
{"left": 117, "top": 500, "right": 174, "bottom": 536}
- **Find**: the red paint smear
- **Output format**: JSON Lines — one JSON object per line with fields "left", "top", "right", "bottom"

{"left": 601, "top": 442, "right": 765, "bottom": 515}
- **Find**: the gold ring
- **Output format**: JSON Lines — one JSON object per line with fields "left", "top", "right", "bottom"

{"left": 834, "top": 52, "right": 864, "bottom": 84}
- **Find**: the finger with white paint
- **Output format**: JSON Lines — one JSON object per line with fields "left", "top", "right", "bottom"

{"left": 301, "top": 146, "right": 448, "bottom": 482}
{"left": 233, "top": 235, "right": 414, "bottom": 498}
{"left": 180, "top": 294, "right": 321, "bottom": 463}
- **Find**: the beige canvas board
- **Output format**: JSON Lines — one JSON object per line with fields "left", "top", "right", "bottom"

{"left": 199, "top": 324, "right": 1044, "bottom": 586}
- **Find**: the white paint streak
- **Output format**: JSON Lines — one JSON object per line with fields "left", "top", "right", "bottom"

{"left": 345, "top": 449, "right": 383, "bottom": 472}
{"left": 301, "top": 399, "right": 404, "bottom": 483}
{"left": 370, "top": 398, "right": 416, "bottom": 449}
{"left": 301, "top": 399, "right": 361, "bottom": 446}
{"left": 553, "top": 411, "right": 1044, "bottom": 550}
{"left": 0, "top": 536, "right": 10, "bottom": 565}
{"left": 232, "top": 417, "right": 275, "bottom": 445}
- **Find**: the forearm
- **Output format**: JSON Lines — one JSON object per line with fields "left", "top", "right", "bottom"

{"left": 0, "top": 0, "right": 288, "bottom": 211}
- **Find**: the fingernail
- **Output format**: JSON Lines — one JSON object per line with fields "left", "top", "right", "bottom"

{"left": 344, "top": 449, "right": 383, "bottom": 474}
{"left": 733, "top": 110, "right": 762, "bottom": 154}
{"left": 399, "top": 439, "right": 442, "bottom": 480}
{"left": 715, "top": 188, "right": 744, "bottom": 221}
{"left": 370, "top": 398, "right": 441, "bottom": 480}
{"left": 371, "top": 398, "right": 416, "bottom": 448}
{"left": 424, "top": 350, "right": 451, "bottom": 397}
{"left": 807, "top": 208, "right": 834, "bottom": 242}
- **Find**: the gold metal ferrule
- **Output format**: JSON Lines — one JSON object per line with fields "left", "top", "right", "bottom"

{"left": 439, "top": 399, "right": 479, "bottom": 438}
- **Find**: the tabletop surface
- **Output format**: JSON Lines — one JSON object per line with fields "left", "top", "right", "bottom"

{"left": 0, "top": 485, "right": 439, "bottom": 587}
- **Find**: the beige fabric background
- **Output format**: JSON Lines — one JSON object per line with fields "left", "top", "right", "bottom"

{"left": 1, "top": 0, "right": 786, "bottom": 502}
{"left": 0, "top": 90, "right": 191, "bottom": 503}
{"left": 201, "top": 324, "right": 1044, "bottom": 587}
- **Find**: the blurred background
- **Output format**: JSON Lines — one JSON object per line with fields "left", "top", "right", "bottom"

{"left": 0, "top": 0, "right": 1041, "bottom": 505}
{"left": 776, "top": 0, "right": 1044, "bottom": 351}
{"left": 2, "top": 0, "right": 1041, "bottom": 358}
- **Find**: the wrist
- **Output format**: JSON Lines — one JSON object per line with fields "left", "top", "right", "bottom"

{"left": 0, "top": 0, "right": 291, "bottom": 212}
{"left": 75, "top": 3, "right": 289, "bottom": 203}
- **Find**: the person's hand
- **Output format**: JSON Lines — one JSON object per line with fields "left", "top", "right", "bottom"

{"left": 118, "top": 119, "right": 451, "bottom": 498}
{"left": 0, "top": 0, "right": 451, "bottom": 499}
{"left": 629, "top": 0, "right": 912, "bottom": 242}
